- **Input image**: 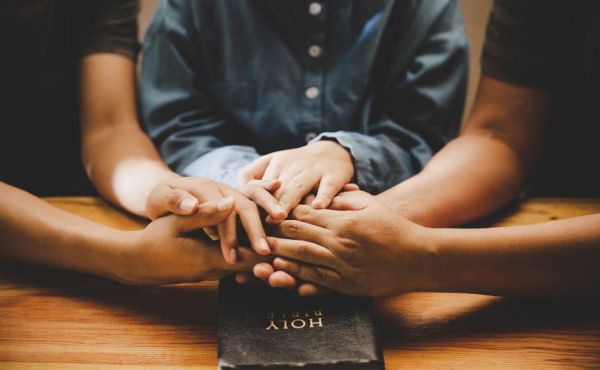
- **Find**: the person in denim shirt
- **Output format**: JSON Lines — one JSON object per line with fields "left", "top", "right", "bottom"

{"left": 140, "top": 0, "right": 468, "bottom": 262}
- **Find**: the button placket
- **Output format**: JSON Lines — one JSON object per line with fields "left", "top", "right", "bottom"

{"left": 300, "top": 1, "right": 326, "bottom": 138}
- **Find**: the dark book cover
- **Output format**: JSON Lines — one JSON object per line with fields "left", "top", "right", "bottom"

{"left": 218, "top": 276, "right": 384, "bottom": 370}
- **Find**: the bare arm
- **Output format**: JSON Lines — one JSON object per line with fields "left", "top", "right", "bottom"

{"left": 378, "top": 76, "right": 551, "bottom": 227}
{"left": 431, "top": 214, "right": 600, "bottom": 298}
{"left": 80, "top": 54, "right": 180, "bottom": 217}
{"left": 0, "top": 181, "right": 260, "bottom": 285}
{"left": 0, "top": 181, "right": 129, "bottom": 280}
{"left": 264, "top": 192, "right": 600, "bottom": 298}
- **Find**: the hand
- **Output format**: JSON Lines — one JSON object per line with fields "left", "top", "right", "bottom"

{"left": 238, "top": 141, "right": 355, "bottom": 217}
{"left": 244, "top": 186, "right": 362, "bottom": 294}
{"left": 146, "top": 176, "right": 284, "bottom": 264}
{"left": 265, "top": 192, "right": 437, "bottom": 296}
{"left": 116, "top": 197, "right": 265, "bottom": 285}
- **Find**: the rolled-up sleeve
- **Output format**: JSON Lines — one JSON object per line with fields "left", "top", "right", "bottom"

{"left": 80, "top": 0, "right": 139, "bottom": 60}
{"left": 482, "top": 0, "right": 563, "bottom": 89}
{"left": 312, "top": 1, "right": 468, "bottom": 193}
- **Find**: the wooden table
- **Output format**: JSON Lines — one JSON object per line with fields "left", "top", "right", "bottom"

{"left": 1, "top": 197, "right": 600, "bottom": 369}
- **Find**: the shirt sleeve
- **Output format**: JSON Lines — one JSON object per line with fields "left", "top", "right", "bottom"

{"left": 182, "top": 145, "right": 259, "bottom": 187}
{"left": 482, "top": 0, "right": 564, "bottom": 89}
{"left": 140, "top": 1, "right": 244, "bottom": 178}
{"left": 80, "top": 0, "right": 140, "bottom": 61}
{"left": 313, "top": 1, "right": 468, "bottom": 194}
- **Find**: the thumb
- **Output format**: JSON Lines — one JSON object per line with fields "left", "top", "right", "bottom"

{"left": 329, "top": 193, "right": 368, "bottom": 211}
{"left": 171, "top": 196, "right": 235, "bottom": 234}
{"left": 237, "top": 154, "right": 273, "bottom": 184}
{"left": 147, "top": 188, "right": 198, "bottom": 219}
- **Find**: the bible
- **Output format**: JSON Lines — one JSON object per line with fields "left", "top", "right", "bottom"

{"left": 218, "top": 276, "right": 384, "bottom": 370}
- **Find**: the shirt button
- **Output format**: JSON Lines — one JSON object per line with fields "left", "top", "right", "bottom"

{"left": 305, "top": 131, "right": 318, "bottom": 143}
{"left": 305, "top": 86, "right": 320, "bottom": 99}
{"left": 308, "top": 2, "right": 322, "bottom": 15}
{"left": 308, "top": 45, "right": 322, "bottom": 58}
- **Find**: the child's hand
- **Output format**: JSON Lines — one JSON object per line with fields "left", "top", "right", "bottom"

{"left": 146, "top": 176, "right": 285, "bottom": 264}
{"left": 238, "top": 141, "right": 355, "bottom": 220}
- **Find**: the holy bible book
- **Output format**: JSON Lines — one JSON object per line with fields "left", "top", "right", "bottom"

{"left": 218, "top": 276, "right": 384, "bottom": 370}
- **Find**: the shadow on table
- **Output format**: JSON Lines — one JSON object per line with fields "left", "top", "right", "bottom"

{"left": 375, "top": 291, "right": 600, "bottom": 345}
{"left": 2, "top": 261, "right": 600, "bottom": 347}
{"left": 0, "top": 261, "right": 220, "bottom": 334}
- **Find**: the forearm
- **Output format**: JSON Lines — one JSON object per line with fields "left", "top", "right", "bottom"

{"left": 426, "top": 214, "right": 600, "bottom": 298}
{"left": 83, "top": 123, "right": 178, "bottom": 217}
{"left": 377, "top": 133, "right": 525, "bottom": 227}
{"left": 0, "top": 182, "right": 130, "bottom": 281}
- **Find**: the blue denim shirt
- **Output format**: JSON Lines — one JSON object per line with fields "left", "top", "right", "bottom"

{"left": 140, "top": 0, "right": 468, "bottom": 193}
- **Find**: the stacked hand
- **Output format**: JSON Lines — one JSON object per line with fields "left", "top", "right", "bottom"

{"left": 256, "top": 191, "right": 437, "bottom": 296}
{"left": 139, "top": 140, "right": 362, "bottom": 289}
{"left": 239, "top": 140, "right": 355, "bottom": 214}
{"left": 146, "top": 176, "right": 286, "bottom": 264}
{"left": 116, "top": 197, "right": 266, "bottom": 285}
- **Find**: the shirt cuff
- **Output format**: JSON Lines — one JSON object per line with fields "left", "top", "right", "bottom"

{"left": 182, "top": 145, "right": 260, "bottom": 187}
{"left": 309, "top": 131, "right": 378, "bottom": 192}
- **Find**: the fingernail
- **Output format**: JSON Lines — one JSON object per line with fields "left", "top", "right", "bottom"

{"left": 229, "top": 248, "right": 237, "bottom": 264}
{"left": 217, "top": 196, "right": 234, "bottom": 212}
{"left": 258, "top": 238, "right": 270, "bottom": 254}
{"left": 179, "top": 197, "right": 197, "bottom": 212}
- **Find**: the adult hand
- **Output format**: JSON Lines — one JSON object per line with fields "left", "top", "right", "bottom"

{"left": 238, "top": 141, "right": 355, "bottom": 218}
{"left": 146, "top": 176, "right": 285, "bottom": 264}
{"left": 267, "top": 192, "right": 437, "bottom": 296}
{"left": 117, "top": 197, "right": 265, "bottom": 285}
{"left": 247, "top": 186, "right": 362, "bottom": 294}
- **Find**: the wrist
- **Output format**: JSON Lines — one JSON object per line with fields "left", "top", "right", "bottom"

{"left": 404, "top": 224, "right": 443, "bottom": 293}
{"left": 95, "top": 229, "right": 142, "bottom": 284}
{"left": 310, "top": 139, "right": 355, "bottom": 177}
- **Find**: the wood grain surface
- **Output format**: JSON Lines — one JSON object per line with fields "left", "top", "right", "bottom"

{"left": 1, "top": 197, "right": 599, "bottom": 369}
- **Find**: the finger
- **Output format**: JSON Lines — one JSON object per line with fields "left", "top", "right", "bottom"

{"left": 234, "top": 246, "right": 268, "bottom": 268}
{"left": 267, "top": 236, "right": 337, "bottom": 269}
{"left": 240, "top": 184, "right": 287, "bottom": 221}
{"left": 342, "top": 183, "right": 360, "bottom": 191}
{"left": 235, "top": 272, "right": 251, "bottom": 284}
{"left": 302, "top": 193, "right": 316, "bottom": 205}
{"left": 268, "top": 270, "right": 299, "bottom": 289}
{"left": 272, "top": 257, "right": 340, "bottom": 289}
{"left": 278, "top": 171, "right": 321, "bottom": 212}
{"left": 298, "top": 283, "right": 330, "bottom": 296}
{"left": 262, "top": 159, "right": 285, "bottom": 181}
{"left": 147, "top": 187, "right": 198, "bottom": 220}
{"left": 253, "top": 262, "right": 275, "bottom": 280}
{"left": 171, "top": 196, "right": 235, "bottom": 233}
{"left": 330, "top": 193, "right": 369, "bottom": 211}
{"left": 290, "top": 205, "right": 339, "bottom": 229}
{"left": 184, "top": 181, "right": 227, "bottom": 204}
{"left": 230, "top": 194, "right": 271, "bottom": 256}
{"left": 235, "top": 272, "right": 263, "bottom": 285}
{"left": 218, "top": 211, "right": 238, "bottom": 265}
{"left": 247, "top": 178, "right": 282, "bottom": 193}
{"left": 238, "top": 154, "right": 273, "bottom": 184}
{"left": 312, "top": 175, "right": 345, "bottom": 209}
{"left": 275, "top": 220, "right": 334, "bottom": 248}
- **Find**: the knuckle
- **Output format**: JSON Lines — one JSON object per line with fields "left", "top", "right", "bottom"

{"left": 238, "top": 185, "right": 256, "bottom": 198}
{"left": 282, "top": 221, "right": 300, "bottom": 237}
{"left": 166, "top": 191, "right": 181, "bottom": 207}
{"left": 320, "top": 179, "right": 337, "bottom": 190}
{"left": 297, "top": 244, "right": 307, "bottom": 259}
{"left": 315, "top": 268, "right": 328, "bottom": 283}
{"left": 237, "top": 197, "right": 258, "bottom": 212}
{"left": 293, "top": 206, "right": 310, "bottom": 222}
